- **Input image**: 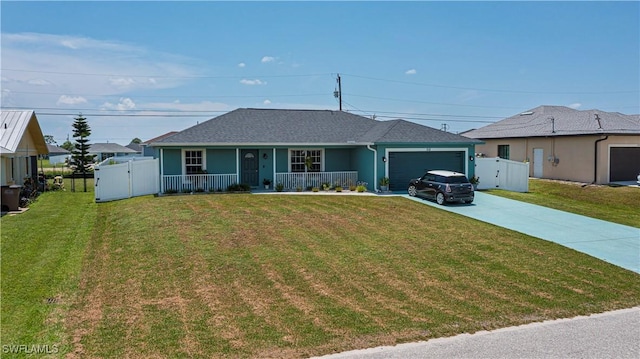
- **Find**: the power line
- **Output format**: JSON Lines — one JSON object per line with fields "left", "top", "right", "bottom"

{"left": 347, "top": 94, "right": 524, "bottom": 110}
{"left": 5, "top": 67, "right": 637, "bottom": 95}
{"left": 341, "top": 73, "right": 639, "bottom": 95}
{"left": 7, "top": 90, "right": 328, "bottom": 99}
{"left": 2, "top": 106, "right": 503, "bottom": 121}
{"left": 1, "top": 68, "right": 333, "bottom": 80}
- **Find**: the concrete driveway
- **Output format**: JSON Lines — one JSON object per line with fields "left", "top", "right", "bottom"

{"left": 404, "top": 192, "right": 640, "bottom": 274}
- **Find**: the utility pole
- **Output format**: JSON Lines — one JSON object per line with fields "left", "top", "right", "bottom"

{"left": 441, "top": 123, "right": 449, "bottom": 132}
{"left": 334, "top": 74, "right": 342, "bottom": 111}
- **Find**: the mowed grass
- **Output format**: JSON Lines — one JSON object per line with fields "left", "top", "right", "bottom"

{"left": 2, "top": 186, "right": 640, "bottom": 358}
{"left": 487, "top": 179, "right": 640, "bottom": 228}
{"left": 65, "top": 194, "right": 640, "bottom": 358}
{"left": 1, "top": 182, "right": 96, "bottom": 356}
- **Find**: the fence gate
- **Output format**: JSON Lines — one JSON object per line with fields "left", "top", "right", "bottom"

{"left": 475, "top": 157, "right": 529, "bottom": 193}
{"left": 94, "top": 158, "right": 159, "bottom": 202}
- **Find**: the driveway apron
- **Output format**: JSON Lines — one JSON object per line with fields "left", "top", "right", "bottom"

{"left": 403, "top": 192, "right": 640, "bottom": 274}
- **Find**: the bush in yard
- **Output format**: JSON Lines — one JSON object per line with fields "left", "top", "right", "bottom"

{"left": 227, "top": 183, "right": 251, "bottom": 192}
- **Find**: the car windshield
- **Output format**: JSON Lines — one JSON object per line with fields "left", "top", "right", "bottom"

{"left": 446, "top": 176, "right": 469, "bottom": 184}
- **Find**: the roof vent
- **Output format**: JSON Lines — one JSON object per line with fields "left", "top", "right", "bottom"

{"left": 595, "top": 114, "right": 603, "bottom": 130}
{"left": 520, "top": 111, "right": 534, "bottom": 116}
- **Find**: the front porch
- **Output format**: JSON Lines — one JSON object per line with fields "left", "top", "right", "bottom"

{"left": 163, "top": 174, "right": 237, "bottom": 193}
{"left": 161, "top": 171, "right": 359, "bottom": 193}
{"left": 275, "top": 171, "right": 358, "bottom": 190}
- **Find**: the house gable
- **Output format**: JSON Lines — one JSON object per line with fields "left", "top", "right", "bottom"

{"left": 1, "top": 110, "right": 47, "bottom": 155}
{"left": 1, "top": 110, "right": 47, "bottom": 185}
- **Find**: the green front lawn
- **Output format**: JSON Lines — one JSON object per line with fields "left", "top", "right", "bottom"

{"left": 1, "top": 187, "right": 96, "bottom": 357}
{"left": 2, "top": 189, "right": 639, "bottom": 358}
{"left": 486, "top": 179, "right": 640, "bottom": 227}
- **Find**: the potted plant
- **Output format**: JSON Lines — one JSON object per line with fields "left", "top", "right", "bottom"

{"left": 263, "top": 178, "right": 272, "bottom": 190}
{"left": 379, "top": 176, "right": 390, "bottom": 192}
{"left": 469, "top": 175, "right": 479, "bottom": 190}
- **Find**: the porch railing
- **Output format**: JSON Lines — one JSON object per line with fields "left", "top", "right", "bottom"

{"left": 162, "top": 174, "right": 237, "bottom": 193}
{"left": 275, "top": 171, "right": 358, "bottom": 190}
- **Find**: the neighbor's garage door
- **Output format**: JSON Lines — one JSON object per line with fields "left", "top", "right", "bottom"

{"left": 610, "top": 147, "right": 640, "bottom": 182}
{"left": 388, "top": 151, "right": 464, "bottom": 191}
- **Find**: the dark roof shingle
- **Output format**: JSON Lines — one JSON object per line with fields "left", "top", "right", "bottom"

{"left": 154, "top": 108, "right": 479, "bottom": 145}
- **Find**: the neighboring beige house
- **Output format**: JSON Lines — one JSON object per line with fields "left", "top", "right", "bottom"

{"left": 0, "top": 110, "right": 48, "bottom": 186}
{"left": 463, "top": 106, "right": 640, "bottom": 184}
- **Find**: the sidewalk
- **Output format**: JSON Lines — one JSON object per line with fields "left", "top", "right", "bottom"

{"left": 404, "top": 192, "right": 640, "bottom": 273}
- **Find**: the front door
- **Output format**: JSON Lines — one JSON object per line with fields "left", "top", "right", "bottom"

{"left": 241, "top": 150, "right": 259, "bottom": 187}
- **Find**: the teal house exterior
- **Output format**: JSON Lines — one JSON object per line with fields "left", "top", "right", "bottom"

{"left": 149, "top": 108, "right": 481, "bottom": 192}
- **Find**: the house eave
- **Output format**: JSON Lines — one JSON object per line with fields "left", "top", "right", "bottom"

{"left": 469, "top": 131, "right": 639, "bottom": 140}
{"left": 149, "top": 142, "right": 375, "bottom": 147}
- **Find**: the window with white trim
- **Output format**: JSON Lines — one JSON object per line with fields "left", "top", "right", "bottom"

{"left": 290, "top": 149, "right": 322, "bottom": 172}
{"left": 185, "top": 150, "right": 204, "bottom": 174}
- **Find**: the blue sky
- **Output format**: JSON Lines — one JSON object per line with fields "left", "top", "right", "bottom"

{"left": 1, "top": 1, "right": 638, "bottom": 145}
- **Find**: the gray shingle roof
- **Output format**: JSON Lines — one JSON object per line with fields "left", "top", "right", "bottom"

{"left": 463, "top": 106, "right": 640, "bottom": 139}
{"left": 90, "top": 143, "right": 138, "bottom": 154}
{"left": 125, "top": 142, "right": 142, "bottom": 152}
{"left": 47, "top": 144, "right": 70, "bottom": 155}
{"left": 154, "top": 108, "right": 479, "bottom": 145}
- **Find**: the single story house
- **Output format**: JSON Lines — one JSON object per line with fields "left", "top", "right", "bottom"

{"left": 90, "top": 142, "right": 139, "bottom": 162}
{"left": 463, "top": 106, "right": 640, "bottom": 184}
{"left": 1, "top": 110, "right": 48, "bottom": 186}
{"left": 47, "top": 144, "right": 71, "bottom": 165}
{"left": 149, "top": 108, "right": 482, "bottom": 192}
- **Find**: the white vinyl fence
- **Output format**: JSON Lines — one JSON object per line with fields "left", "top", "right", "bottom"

{"left": 94, "top": 158, "right": 160, "bottom": 202}
{"left": 474, "top": 157, "right": 529, "bottom": 192}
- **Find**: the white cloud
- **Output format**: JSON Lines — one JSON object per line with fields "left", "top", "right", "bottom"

{"left": 261, "top": 56, "right": 275, "bottom": 63}
{"left": 568, "top": 103, "right": 582, "bottom": 109}
{"left": 240, "top": 79, "right": 267, "bottom": 86}
{"left": 101, "top": 97, "right": 136, "bottom": 111}
{"left": 109, "top": 77, "right": 136, "bottom": 88}
{"left": 238, "top": 62, "right": 246, "bottom": 68}
{"left": 27, "top": 79, "right": 52, "bottom": 86}
{"left": 1, "top": 32, "right": 203, "bottom": 100}
{"left": 57, "top": 95, "right": 87, "bottom": 105}
{"left": 263, "top": 99, "right": 271, "bottom": 105}
{"left": 405, "top": 69, "right": 417, "bottom": 75}
{"left": 60, "top": 40, "right": 79, "bottom": 49}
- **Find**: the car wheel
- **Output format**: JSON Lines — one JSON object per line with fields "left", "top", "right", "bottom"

{"left": 436, "top": 192, "right": 445, "bottom": 205}
{"left": 464, "top": 200, "right": 473, "bottom": 204}
{"left": 408, "top": 185, "right": 417, "bottom": 197}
